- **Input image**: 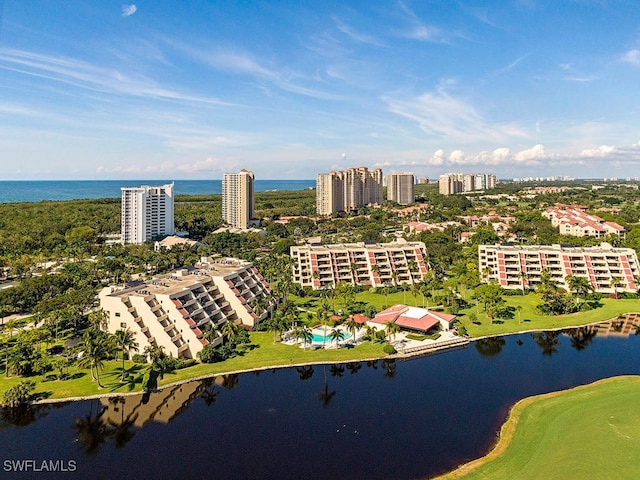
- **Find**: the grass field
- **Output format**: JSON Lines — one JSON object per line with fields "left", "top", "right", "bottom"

{"left": 437, "top": 376, "right": 640, "bottom": 480}
{"left": 0, "top": 332, "right": 387, "bottom": 400}
{"left": 292, "top": 290, "right": 640, "bottom": 337}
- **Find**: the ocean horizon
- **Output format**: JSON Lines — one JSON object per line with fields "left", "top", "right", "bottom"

{"left": 0, "top": 179, "right": 315, "bottom": 203}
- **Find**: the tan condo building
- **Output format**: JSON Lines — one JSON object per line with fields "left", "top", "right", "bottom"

{"left": 316, "top": 166, "right": 383, "bottom": 215}
{"left": 291, "top": 240, "right": 429, "bottom": 290}
{"left": 542, "top": 205, "right": 625, "bottom": 238}
{"left": 222, "top": 169, "right": 255, "bottom": 229}
{"left": 478, "top": 243, "right": 640, "bottom": 294}
{"left": 99, "top": 257, "right": 272, "bottom": 359}
{"left": 387, "top": 172, "right": 415, "bottom": 205}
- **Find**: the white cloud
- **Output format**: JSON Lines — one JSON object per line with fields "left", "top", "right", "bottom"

{"left": 122, "top": 4, "right": 137, "bottom": 17}
{"left": 621, "top": 49, "right": 640, "bottom": 65}
{"left": 580, "top": 145, "right": 617, "bottom": 157}
{"left": 514, "top": 144, "right": 545, "bottom": 164}
{"left": 428, "top": 149, "right": 445, "bottom": 165}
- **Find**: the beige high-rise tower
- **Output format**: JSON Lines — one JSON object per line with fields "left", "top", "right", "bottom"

{"left": 387, "top": 172, "right": 415, "bottom": 205}
{"left": 222, "top": 169, "right": 255, "bottom": 228}
{"left": 316, "top": 166, "right": 383, "bottom": 215}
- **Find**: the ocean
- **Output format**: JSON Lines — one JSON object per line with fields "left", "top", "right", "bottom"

{"left": 0, "top": 179, "right": 315, "bottom": 203}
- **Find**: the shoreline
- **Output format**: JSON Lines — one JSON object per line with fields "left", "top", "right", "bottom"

{"left": 29, "top": 315, "right": 631, "bottom": 406}
{"left": 432, "top": 375, "right": 640, "bottom": 479}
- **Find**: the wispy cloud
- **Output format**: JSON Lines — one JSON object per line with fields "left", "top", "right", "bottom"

{"left": 122, "top": 4, "right": 137, "bottom": 17}
{"left": 166, "top": 41, "right": 341, "bottom": 100}
{"left": 396, "top": 1, "right": 455, "bottom": 43}
{"left": 0, "top": 48, "right": 232, "bottom": 106}
{"left": 621, "top": 48, "right": 640, "bottom": 65}
{"left": 384, "top": 87, "right": 527, "bottom": 143}
{"left": 333, "top": 17, "right": 385, "bottom": 47}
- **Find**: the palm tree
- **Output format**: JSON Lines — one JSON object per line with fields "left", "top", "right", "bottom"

{"left": 88, "top": 308, "right": 109, "bottom": 331}
{"left": 329, "top": 328, "right": 346, "bottom": 348}
{"left": 518, "top": 268, "right": 528, "bottom": 295}
{"left": 566, "top": 275, "right": 592, "bottom": 305}
{"left": 516, "top": 304, "right": 523, "bottom": 324}
{"left": 610, "top": 276, "right": 623, "bottom": 299}
{"left": 294, "top": 325, "right": 313, "bottom": 350}
{"left": 407, "top": 260, "right": 418, "bottom": 285}
{"left": 221, "top": 320, "right": 241, "bottom": 344}
{"left": 203, "top": 323, "right": 220, "bottom": 344}
{"left": 114, "top": 329, "right": 139, "bottom": 382}
{"left": 77, "top": 329, "right": 114, "bottom": 388}
{"left": 343, "top": 318, "right": 359, "bottom": 345}
{"left": 385, "top": 321, "right": 400, "bottom": 341}
{"left": 365, "top": 324, "right": 378, "bottom": 343}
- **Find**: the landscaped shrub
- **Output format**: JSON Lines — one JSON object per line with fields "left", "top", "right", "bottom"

{"left": 383, "top": 344, "right": 396, "bottom": 354}
{"left": 132, "top": 354, "right": 147, "bottom": 364}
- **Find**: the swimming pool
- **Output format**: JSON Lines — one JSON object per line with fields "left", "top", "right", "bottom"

{"left": 311, "top": 327, "right": 351, "bottom": 344}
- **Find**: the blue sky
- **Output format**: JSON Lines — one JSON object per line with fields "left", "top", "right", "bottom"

{"left": 1, "top": 0, "right": 640, "bottom": 180}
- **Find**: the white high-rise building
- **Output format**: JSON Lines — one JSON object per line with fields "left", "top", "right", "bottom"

{"left": 222, "top": 169, "right": 255, "bottom": 229}
{"left": 121, "top": 183, "right": 174, "bottom": 244}
{"left": 387, "top": 172, "right": 415, "bottom": 205}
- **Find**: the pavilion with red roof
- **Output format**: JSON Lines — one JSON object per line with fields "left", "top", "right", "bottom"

{"left": 370, "top": 305, "right": 456, "bottom": 334}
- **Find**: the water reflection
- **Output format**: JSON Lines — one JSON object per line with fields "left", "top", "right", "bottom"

{"left": 0, "top": 402, "right": 50, "bottom": 428}
{"left": 475, "top": 336, "right": 506, "bottom": 356}
{"left": 1, "top": 316, "right": 639, "bottom": 480}
{"left": 566, "top": 326, "right": 597, "bottom": 351}
{"left": 296, "top": 365, "right": 314, "bottom": 380}
{"left": 531, "top": 331, "right": 561, "bottom": 356}
{"left": 317, "top": 364, "right": 336, "bottom": 407}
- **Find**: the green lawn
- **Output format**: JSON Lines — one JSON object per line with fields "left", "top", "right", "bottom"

{"left": 158, "top": 331, "right": 386, "bottom": 387}
{"left": 292, "top": 290, "right": 640, "bottom": 338}
{"left": 457, "top": 295, "right": 640, "bottom": 337}
{"left": 438, "top": 376, "right": 640, "bottom": 480}
{"left": 0, "top": 332, "right": 387, "bottom": 400}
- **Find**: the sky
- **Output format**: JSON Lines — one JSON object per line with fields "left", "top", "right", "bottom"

{"left": 1, "top": 0, "right": 640, "bottom": 181}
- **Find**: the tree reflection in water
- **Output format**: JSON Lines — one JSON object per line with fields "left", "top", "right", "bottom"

{"left": 200, "top": 379, "right": 220, "bottom": 407}
{"left": 531, "top": 331, "right": 561, "bottom": 356}
{"left": 474, "top": 337, "right": 506, "bottom": 357}
{"left": 296, "top": 365, "right": 314, "bottom": 381}
{"left": 0, "top": 403, "right": 50, "bottom": 429}
{"left": 566, "top": 326, "right": 597, "bottom": 351}
{"left": 317, "top": 365, "right": 336, "bottom": 407}
{"left": 106, "top": 396, "right": 138, "bottom": 449}
{"left": 73, "top": 399, "right": 109, "bottom": 455}
{"left": 382, "top": 359, "right": 397, "bottom": 379}
{"left": 345, "top": 362, "right": 361, "bottom": 376}
{"left": 220, "top": 374, "right": 239, "bottom": 390}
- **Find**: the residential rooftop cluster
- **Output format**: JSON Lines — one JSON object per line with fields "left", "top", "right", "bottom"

{"left": 542, "top": 204, "right": 625, "bottom": 239}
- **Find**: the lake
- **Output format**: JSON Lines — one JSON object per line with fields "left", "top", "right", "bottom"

{"left": 1, "top": 318, "right": 639, "bottom": 479}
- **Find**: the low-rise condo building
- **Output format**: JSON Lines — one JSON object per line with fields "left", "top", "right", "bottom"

{"left": 542, "top": 205, "right": 625, "bottom": 238}
{"left": 291, "top": 240, "right": 429, "bottom": 290}
{"left": 478, "top": 243, "right": 640, "bottom": 294}
{"left": 99, "top": 257, "right": 272, "bottom": 359}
